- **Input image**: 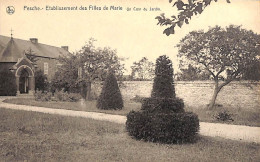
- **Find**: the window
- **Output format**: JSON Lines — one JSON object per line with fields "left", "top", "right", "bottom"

{"left": 44, "top": 62, "right": 48, "bottom": 75}
{"left": 78, "top": 67, "right": 82, "bottom": 78}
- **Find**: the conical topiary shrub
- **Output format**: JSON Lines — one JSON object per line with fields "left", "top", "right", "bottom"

{"left": 142, "top": 55, "right": 184, "bottom": 113}
{"left": 126, "top": 55, "right": 199, "bottom": 144}
{"left": 97, "top": 71, "right": 123, "bottom": 110}
{"left": 151, "top": 55, "right": 175, "bottom": 98}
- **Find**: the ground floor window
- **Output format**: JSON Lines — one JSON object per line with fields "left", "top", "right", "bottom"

{"left": 44, "top": 62, "right": 48, "bottom": 75}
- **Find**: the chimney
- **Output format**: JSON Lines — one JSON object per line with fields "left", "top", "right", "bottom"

{"left": 30, "top": 38, "right": 38, "bottom": 44}
{"left": 61, "top": 46, "right": 69, "bottom": 51}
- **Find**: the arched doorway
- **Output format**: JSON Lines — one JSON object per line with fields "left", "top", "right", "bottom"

{"left": 19, "top": 69, "right": 29, "bottom": 93}
{"left": 15, "top": 65, "right": 35, "bottom": 95}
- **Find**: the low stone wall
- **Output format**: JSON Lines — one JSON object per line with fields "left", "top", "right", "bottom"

{"left": 92, "top": 81, "right": 260, "bottom": 109}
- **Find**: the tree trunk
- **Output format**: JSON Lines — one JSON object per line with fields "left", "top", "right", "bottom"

{"left": 208, "top": 82, "right": 220, "bottom": 110}
{"left": 86, "top": 82, "right": 92, "bottom": 101}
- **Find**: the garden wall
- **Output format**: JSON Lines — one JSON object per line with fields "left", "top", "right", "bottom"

{"left": 92, "top": 81, "right": 260, "bottom": 109}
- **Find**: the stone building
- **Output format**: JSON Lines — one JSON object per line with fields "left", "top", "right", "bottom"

{"left": 0, "top": 35, "right": 69, "bottom": 95}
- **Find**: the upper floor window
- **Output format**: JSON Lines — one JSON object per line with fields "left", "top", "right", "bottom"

{"left": 44, "top": 62, "right": 48, "bottom": 75}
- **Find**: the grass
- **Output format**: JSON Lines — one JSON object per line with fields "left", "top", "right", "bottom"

{"left": 0, "top": 108, "right": 259, "bottom": 162}
{"left": 185, "top": 105, "right": 260, "bottom": 127}
{"left": 3, "top": 98, "right": 141, "bottom": 115}
{"left": 4, "top": 98, "right": 260, "bottom": 127}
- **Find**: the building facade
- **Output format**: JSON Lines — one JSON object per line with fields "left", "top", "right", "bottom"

{"left": 0, "top": 35, "right": 69, "bottom": 95}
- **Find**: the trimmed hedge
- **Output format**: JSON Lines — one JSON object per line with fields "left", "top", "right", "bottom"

{"left": 141, "top": 97, "right": 184, "bottom": 113}
{"left": 126, "top": 111, "right": 199, "bottom": 144}
{"left": 0, "top": 70, "right": 17, "bottom": 96}
{"left": 97, "top": 71, "right": 123, "bottom": 110}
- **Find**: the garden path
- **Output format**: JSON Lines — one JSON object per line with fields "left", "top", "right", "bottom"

{"left": 0, "top": 97, "right": 259, "bottom": 144}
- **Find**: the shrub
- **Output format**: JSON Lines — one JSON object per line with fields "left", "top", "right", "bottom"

{"left": 97, "top": 71, "right": 123, "bottom": 110}
{"left": 34, "top": 89, "right": 81, "bottom": 102}
{"left": 0, "top": 70, "right": 17, "bottom": 96}
{"left": 34, "top": 90, "right": 52, "bottom": 101}
{"left": 53, "top": 90, "right": 81, "bottom": 102}
{"left": 126, "top": 55, "right": 199, "bottom": 144}
{"left": 214, "top": 110, "right": 234, "bottom": 122}
{"left": 35, "top": 70, "right": 49, "bottom": 92}
{"left": 67, "top": 93, "right": 82, "bottom": 102}
{"left": 141, "top": 97, "right": 184, "bottom": 113}
{"left": 126, "top": 111, "right": 199, "bottom": 144}
{"left": 53, "top": 90, "right": 69, "bottom": 101}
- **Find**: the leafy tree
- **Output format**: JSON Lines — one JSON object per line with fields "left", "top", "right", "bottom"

{"left": 156, "top": 0, "right": 231, "bottom": 36}
{"left": 177, "top": 25, "right": 260, "bottom": 109}
{"left": 177, "top": 64, "right": 210, "bottom": 81}
{"left": 51, "top": 53, "right": 80, "bottom": 93}
{"left": 77, "top": 38, "right": 125, "bottom": 100}
{"left": 131, "top": 57, "right": 155, "bottom": 80}
{"left": 97, "top": 70, "right": 123, "bottom": 110}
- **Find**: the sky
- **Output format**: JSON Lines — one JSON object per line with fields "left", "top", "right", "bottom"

{"left": 1, "top": 0, "right": 259, "bottom": 74}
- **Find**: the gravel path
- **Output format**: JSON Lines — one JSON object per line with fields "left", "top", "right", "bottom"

{"left": 0, "top": 97, "right": 259, "bottom": 143}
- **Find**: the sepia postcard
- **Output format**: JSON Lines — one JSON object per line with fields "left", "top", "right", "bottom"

{"left": 0, "top": 0, "right": 259, "bottom": 161}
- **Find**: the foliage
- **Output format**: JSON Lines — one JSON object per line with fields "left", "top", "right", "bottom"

{"left": 141, "top": 97, "right": 184, "bottom": 113}
{"left": 156, "top": 0, "right": 231, "bottom": 36}
{"left": 50, "top": 53, "right": 80, "bottom": 93}
{"left": 126, "top": 111, "right": 199, "bottom": 144}
{"left": 34, "top": 70, "right": 49, "bottom": 92}
{"left": 126, "top": 55, "right": 199, "bottom": 144}
{"left": 97, "top": 71, "right": 124, "bottom": 110}
{"left": 119, "top": 75, "right": 133, "bottom": 81}
{"left": 53, "top": 90, "right": 82, "bottom": 102}
{"left": 131, "top": 57, "right": 155, "bottom": 80}
{"left": 214, "top": 110, "right": 234, "bottom": 122}
{"left": 34, "top": 89, "right": 81, "bottom": 102}
{"left": 34, "top": 90, "right": 52, "bottom": 101}
{"left": 0, "top": 70, "right": 17, "bottom": 96}
{"left": 151, "top": 55, "right": 176, "bottom": 98}
{"left": 25, "top": 48, "right": 39, "bottom": 68}
{"left": 241, "top": 60, "right": 260, "bottom": 81}
{"left": 76, "top": 38, "right": 125, "bottom": 100}
{"left": 177, "top": 25, "right": 260, "bottom": 109}
{"left": 51, "top": 39, "right": 125, "bottom": 100}
{"left": 176, "top": 64, "right": 210, "bottom": 81}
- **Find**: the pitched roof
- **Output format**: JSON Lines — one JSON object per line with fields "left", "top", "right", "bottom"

{"left": 0, "top": 38, "right": 25, "bottom": 62}
{"left": 0, "top": 35, "right": 70, "bottom": 62}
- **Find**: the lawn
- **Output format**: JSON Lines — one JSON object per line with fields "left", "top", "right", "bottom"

{"left": 0, "top": 108, "right": 259, "bottom": 162}
{"left": 4, "top": 98, "right": 260, "bottom": 127}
